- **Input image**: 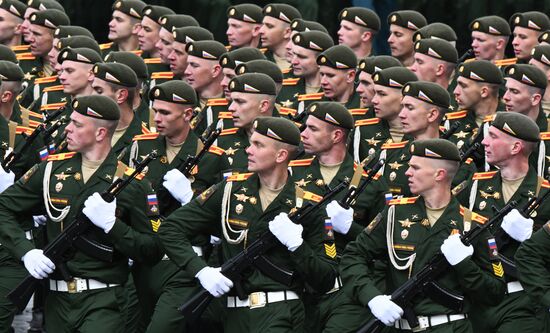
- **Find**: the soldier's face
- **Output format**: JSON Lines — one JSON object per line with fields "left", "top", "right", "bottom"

{"left": 47, "top": 38, "right": 60, "bottom": 68}
{"left": 482, "top": 126, "right": 516, "bottom": 165}
{"left": 337, "top": 20, "right": 364, "bottom": 49}
{"left": 152, "top": 99, "right": 191, "bottom": 137}
{"left": 155, "top": 27, "right": 173, "bottom": 64}
{"left": 405, "top": 156, "right": 439, "bottom": 195}
{"left": 246, "top": 132, "right": 279, "bottom": 172}
{"left": 285, "top": 31, "right": 298, "bottom": 61}
{"left": 0, "top": 9, "right": 20, "bottom": 44}
{"left": 65, "top": 112, "right": 100, "bottom": 152}
{"left": 471, "top": 31, "right": 500, "bottom": 60}
{"left": 512, "top": 27, "right": 540, "bottom": 60}
{"left": 410, "top": 53, "right": 437, "bottom": 81}
{"left": 503, "top": 78, "right": 539, "bottom": 114}
{"left": 20, "top": 8, "right": 37, "bottom": 43}
{"left": 28, "top": 24, "right": 53, "bottom": 57}
{"left": 137, "top": 16, "right": 160, "bottom": 52}
{"left": 91, "top": 78, "right": 118, "bottom": 102}
{"left": 399, "top": 96, "right": 434, "bottom": 136}
{"left": 168, "top": 41, "right": 188, "bottom": 76}
{"left": 301, "top": 115, "right": 335, "bottom": 155}
{"left": 388, "top": 25, "right": 414, "bottom": 59}
{"left": 319, "top": 66, "right": 354, "bottom": 100}
{"left": 221, "top": 68, "right": 236, "bottom": 99}
{"left": 184, "top": 56, "right": 219, "bottom": 93}
{"left": 356, "top": 71, "right": 375, "bottom": 107}
{"left": 453, "top": 76, "right": 482, "bottom": 110}
{"left": 372, "top": 85, "right": 402, "bottom": 121}
{"left": 108, "top": 10, "right": 134, "bottom": 42}
{"left": 259, "top": 16, "right": 288, "bottom": 49}
{"left": 290, "top": 44, "right": 318, "bottom": 78}
{"left": 226, "top": 18, "right": 260, "bottom": 48}
{"left": 229, "top": 91, "right": 263, "bottom": 129}
{"left": 59, "top": 61, "right": 93, "bottom": 95}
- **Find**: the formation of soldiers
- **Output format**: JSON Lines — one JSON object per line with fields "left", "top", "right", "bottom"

{"left": 2, "top": 1, "right": 550, "bottom": 332}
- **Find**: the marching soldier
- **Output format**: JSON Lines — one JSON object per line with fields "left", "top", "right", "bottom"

{"left": 155, "top": 14, "right": 199, "bottom": 69}
{"left": 337, "top": 7, "right": 380, "bottom": 59}
{"left": 101, "top": 0, "right": 146, "bottom": 56}
{"left": 469, "top": 16, "right": 511, "bottom": 62}
{"left": 510, "top": 11, "right": 550, "bottom": 63}
{"left": 219, "top": 47, "right": 266, "bottom": 100}
{"left": 138, "top": 5, "right": 174, "bottom": 76}
{"left": 165, "top": 26, "right": 213, "bottom": 83}
{"left": 0, "top": 0, "right": 27, "bottom": 49}
{"left": 413, "top": 22, "right": 458, "bottom": 46}
{"left": 387, "top": 10, "right": 427, "bottom": 67}
{"left": 225, "top": 3, "right": 263, "bottom": 50}
{"left": 19, "top": 0, "right": 65, "bottom": 47}
{"left": 529, "top": 44, "right": 550, "bottom": 116}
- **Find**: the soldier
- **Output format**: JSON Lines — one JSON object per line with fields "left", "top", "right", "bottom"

{"left": 235, "top": 59, "right": 283, "bottom": 97}
{"left": 159, "top": 116, "right": 338, "bottom": 332}
{"left": 155, "top": 14, "right": 199, "bottom": 67}
{"left": 413, "top": 23, "right": 458, "bottom": 46}
{"left": 387, "top": 10, "right": 427, "bottom": 67}
{"left": 283, "top": 18, "right": 329, "bottom": 75}
{"left": 19, "top": 0, "right": 65, "bottom": 46}
{"left": 0, "top": 0, "right": 27, "bottom": 48}
{"left": 529, "top": 44, "right": 550, "bottom": 116}
{"left": 469, "top": 16, "right": 511, "bottom": 63}
{"left": 0, "top": 95, "right": 163, "bottom": 332}
{"left": 510, "top": 11, "right": 550, "bottom": 63}
{"left": 58, "top": 47, "right": 102, "bottom": 99}
{"left": 219, "top": 47, "right": 266, "bottom": 100}
{"left": 460, "top": 112, "right": 550, "bottom": 333}
{"left": 337, "top": 7, "right": 380, "bottom": 59}
{"left": 101, "top": 0, "right": 146, "bottom": 56}
{"left": 341, "top": 138, "right": 505, "bottom": 331}
{"left": 166, "top": 26, "right": 213, "bottom": 83}
{"left": 259, "top": 3, "right": 302, "bottom": 71}
{"left": 226, "top": 3, "right": 263, "bottom": 50}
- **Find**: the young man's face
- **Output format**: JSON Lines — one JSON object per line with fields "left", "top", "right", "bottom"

{"left": 226, "top": 18, "right": 259, "bottom": 48}
{"left": 290, "top": 44, "right": 318, "bottom": 78}
{"left": 356, "top": 71, "right": 375, "bottom": 107}
{"left": 300, "top": 115, "right": 335, "bottom": 155}
{"left": 59, "top": 61, "right": 93, "bottom": 95}
{"left": 152, "top": 99, "right": 191, "bottom": 138}
{"left": 229, "top": 91, "right": 264, "bottom": 129}
{"left": 28, "top": 24, "right": 53, "bottom": 57}
{"left": 388, "top": 25, "right": 414, "bottom": 59}
{"left": 319, "top": 66, "right": 353, "bottom": 100}
{"left": 503, "top": 78, "right": 537, "bottom": 114}
{"left": 246, "top": 131, "right": 281, "bottom": 172}
{"left": 372, "top": 85, "right": 402, "bottom": 121}
{"left": 0, "top": 9, "right": 21, "bottom": 44}
{"left": 137, "top": 16, "right": 160, "bottom": 52}
{"left": 471, "top": 31, "right": 501, "bottom": 60}
{"left": 512, "top": 26, "right": 540, "bottom": 60}
{"left": 184, "top": 55, "right": 218, "bottom": 93}
{"left": 108, "top": 10, "right": 135, "bottom": 42}
{"left": 20, "top": 8, "right": 38, "bottom": 43}
{"left": 409, "top": 53, "right": 438, "bottom": 82}
{"left": 155, "top": 27, "right": 174, "bottom": 64}
{"left": 337, "top": 20, "right": 364, "bottom": 49}
{"left": 167, "top": 41, "right": 188, "bottom": 76}
{"left": 453, "top": 76, "right": 482, "bottom": 110}
{"left": 259, "top": 16, "right": 287, "bottom": 49}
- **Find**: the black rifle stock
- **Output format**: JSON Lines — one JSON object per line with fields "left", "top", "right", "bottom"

{"left": 441, "top": 121, "right": 461, "bottom": 140}
{"left": 7, "top": 152, "right": 157, "bottom": 310}
{"left": 339, "top": 159, "right": 385, "bottom": 209}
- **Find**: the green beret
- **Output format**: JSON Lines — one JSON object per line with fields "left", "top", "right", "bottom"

{"left": 159, "top": 14, "right": 199, "bottom": 31}
{"left": 387, "top": 10, "right": 427, "bottom": 31}
{"left": 290, "top": 18, "right": 328, "bottom": 34}
{"left": 112, "top": 0, "right": 146, "bottom": 20}
{"left": 0, "top": 45, "right": 17, "bottom": 63}
{"left": 57, "top": 47, "right": 102, "bottom": 65}
{"left": 72, "top": 95, "right": 120, "bottom": 121}
{"left": 317, "top": 45, "right": 357, "bottom": 70}
{"left": 172, "top": 26, "right": 214, "bottom": 44}
{"left": 531, "top": 44, "right": 550, "bottom": 67}
{"left": 505, "top": 64, "right": 547, "bottom": 89}
{"left": 26, "top": 0, "right": 64, "bottom": 12}
{"left": 402, "top": 81, "right": 450, "bottom": 108}
{"left": 219, "top": 47, "right": 266, "bottom": 69}
{"left": 104, "top": 51, "right": 148, "bottom": 80}
{"left": 235, "top": 60, "right": 283, "bottom": 83}
{"left": 292, "top": 31, "right": 334, "bottom": 53}
{"left": 29, "top": 9, "right": 70, "bottom": 29}
{"left": 93, "top": 62, "right": 137, "bottom": 88}
{"left": 229, "top": 73, "right": 276, "bottom": 96}
{"left": 54, "top": 25, "right": 94, "bottom": 39}
{"left": 185, "top": 40, "right": 227, "bottom": 61}
{"left": 253, "top": 117, "right": 301, "bottom": 146}
{"left": 414, "top": 38, "right": 458, "bottom": 63}
{"left": 227, "top": 4, "right": 262, "bottom": 24}
{"left": 413, "top": 23, "right": 457, "bottom": 42}
{"left": 0, "top": 0, "right": 27, "bottom": 19}
{"left": 56, "top": 36, "right": 101, "bottom": 55}
{"left": 470, "top": 16, "right": 511, "bottom": 36}
{"left": 358, "top": 55, "right": 402, "bottom": 75}
{"left": 142, "top": 5, "right": 175, "bottom": 23}
{"left": 492, "top": 111, "right": 540, "bottom": 142}
{"left": 263, "top": 3, "right": 301, "bottom": 24}
{"left": 457, "top": 60, "right": 503, "bottom": 85}
{"left": 149, "top": 80, "right": 197, "bottom": 105}
{"left": 510, "top": 11, "right": 550, "bottom": 32}
{"left": 307, "top": 102, "right": 353, "bottom": 129}
{"left": 539, "top": 30, "right": 550, "bottom": 44}
{"left": 410, "top": 138, "right": 460, "bottom": 161}
{"left": 339, "top": 7, "right": 380, "bottom": 31}
{"left": 0, "top": 60, "right": 24, "bottom": 81}
{"left": 373, "top": 67, "right": 418, "bottom": 89}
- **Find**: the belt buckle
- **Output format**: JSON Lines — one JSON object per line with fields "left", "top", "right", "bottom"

{"left": 66, "top": 279, "right": 77, "bottom": 294}
{"left": 249, "top": 292, "right": 266, "bottom": 309}
{"left": 411, "top": 316, "right": 428, "bottom": 332}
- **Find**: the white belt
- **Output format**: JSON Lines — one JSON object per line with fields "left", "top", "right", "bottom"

{"left": 226, "top": 290, "right": 300, "bottom": 309}
{"left": 162, "top": 246, "right": 203, "bottom": 260}
{"left": 395, "top": 314, "right": 467, "bottom": 331}
{"left": 49, "top": 277, "right": 119, "bottom": 293}
{"left": 326, "top": 276, "right": 343, "bottom": 294}
{"left": 506, "top": 281, "right": 523, "bottom": 294}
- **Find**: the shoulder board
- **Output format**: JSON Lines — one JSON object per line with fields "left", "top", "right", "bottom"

{"left": 472, "top": 171, "right": 498, "bottom": 180}
{"left": 542, "top": 180, "right": 550, "bottom": 189}
{"left": 278, "top": 107, "right": 297, "bottom": 116}
{"left": 297, "top": 92, "right": 324, "bottom": 101}
{"left": 123, "top": 166, "right": 145, "bottom": 180}
{"left": 47, "top": 152, "right": 77, "bottom": 161}
{"left": 208, "top": 145, "right": 225, "bottom": 156}
{"left": 34, "top": 75, "right": 58, "bottom": 84}
{"left": 130, "top": 50, "right": 143, "bottom": 57}
{"left": 483, "top": 114, "right": 496, "bottom": 123}
{"left": 99, "top": 42, "right": 114, "bottom": 50}
{"left": 350, "top": 108, "right": 368, "bottom": 115}
{"left": 464, "top": 157, "right": 473, "bottom": 165}
{"left": 541, "top": 132, "right": 550, "bottom": 140}
{"left": 381, "top": 140, "right": 409, "bottom": 149}
{"left": 144, "top": 58, "right": 162, "bottom": 64}
{"left": 140, "top": 122, "right": 151, "bottom": 134}
{"left": 388, "top": 197, "right": 418, "bottom": 205}
{"left": 150, "top": 71, "right": 173, "bottom": 79}
{"left": 494, "top": 58, "right": 517, "bottom": 66}
{"left": 282, "top": 78, "right": 300, "bottom": 86}
{"left": 132, "top": 132, "right": 159, "bottom": 141}
{"left": 259, "top": 48, "right": 268, "bottom": 53}
{"left": 11, "top": 45, "right": 30, "bottom": 52}
{"left": 40, "top": 102, "right": 66, "bottom": 111}
{"left": 42, "top": 84, "right": 64, "bottom": 92}
{"left": 16, "top": 52, "right": 35, "bottom": 60}
{"left": 220, "top": 128, "right": 238, "bottom": 136}
{"left": 460, "top": 206, "right": 488, "bottom": 224}
{"left": 206, "top": 98, "right": 229, "bottom": 106}
{"left": 289, "top": 157, "right": 314, "bottom": 167}
{"left": 20, "top": 107, "right": 43, "bottom": 119}
{"left": 227, "top": 172, "right": 253, "bottom": 182}
{"left": 355, "top": 117, "right": 380, "bottom": 127}
{"left": 282, "top": 68, "right": 291, "bottom": 74}
{"left": 16, "top": 126, "right": 34, "bottom": 135}
{"left": 218, "top": 111, "right": 232, "bottom": 119}
{"left": 27, "top": 120, "right": 41, "bottom": 128}
{"left": 445, "top": 110, "right": 468, "bottom": 120}
{"left": 303, "top": 190, "right": 322, "bottom": 202}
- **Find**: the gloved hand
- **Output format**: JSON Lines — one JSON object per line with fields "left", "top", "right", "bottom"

{"left": 195, "top": 266, "right": 233, "bottom": 297}
{"left": 325, "top": 200, "right": 354, "bottom": 234}
{"left": 210, "top": 235, "right": 221, "bottom": 245}
{"left": 0, "top": 164, "right": 14, "bottom": 193}
{"left": 269, "top": 212, "right": 303, "bottom": 252}
{"left": 501, "top": 209, "right": 533, "bottom": 242}
{"left": 33, "top": 215, "right": 47, "bottom": 227}
{"left": 82, "top": 192, "right": 116, "bottom": 233}
{"left": 162, "top": 169, "right": 193, "bottom": 205}
{"left": 368, "top": 295, "right": 403, "bottom": 326}
{"left": 441, "top": 233, "right": 473, "bottom": 266}
{"left": 22, "top": 249, "right": 55, "bottom": 279}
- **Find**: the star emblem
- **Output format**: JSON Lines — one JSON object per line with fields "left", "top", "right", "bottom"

{"left": 344, "top": 176, "right": 350, "bottom": 182}
{"left": 399, "top": 218, "right": 416, "bottom": 228}
{"left": 388, "top": 161, "right": 403, "bottom": 170}
{"left": 400, "top": 154, "right": 407, "bottom": 161}
{"left": 281, "top": 100, "right": 294, "bottom": 108}
{"left": 234, "top": 193, "right": 249, "bottom": 202}
{"left": 449, "top": 105, "right": 455, "bottom": 111}
{"left": 225, "top": 147, "right": 239, "bottom": 156}
{"left": 24, "top": 72, "right": 33, "bottom": 81}
{"left": 366, "top": 137, "right": 381, "bottom": 146}
{"left": 295, "top": 179, "right": 310, "bottom": 187}
{"left": 453, "top": 131, "right": 469, "bottom": 139}
{"left": 487, "top": 186, "right": 493, "bottom": 191}
{"left": 54, "top": 172, "right": 70, "bottom": 181}
{"left": 293, "top": 93, "right": 299, "bottom": 98}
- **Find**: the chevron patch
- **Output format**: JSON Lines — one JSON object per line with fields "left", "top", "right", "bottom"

{"left": 427, "top": 47, "right": 442, "bottom": 59}
{"left": 470, "top": 71, "right": 483, "bottom": 81}
{"left": 150, "top": 219, "right": 161, "bottom": 232}
{"left": 335, "top": 61, "right": 349, "bottom": 69}
{"left": 407, "top": 21, "right": 419, "bottom": 30}
{"left": 502, "top": 122, "right": 516, "bottom": 136}
{"left": 172, "top": 93, "right": 186, "bottom": 102}
{"left": 243, "top": 14, "right": 255, "bottom": 23}
{"left": 324, "top": 243, "right": 337, "bottom": 258}
{"left": 76, "top": 53, "right": 91, "bottom": 63}
{"left": 388, "top": 78, "right": 402, "bottom": 87}
{"left": 541, "top": 54, "right": 550, "bottom": 66}
{"left": 324, "top": 113, "right": 339, "bottom": 125}
{"left": 244, "top": 83, "right": 259, "bottom": 93}
{"left": 425, "top": 148, "right": 441, "bottom": 158}
{"left": 492, "top": 262, "right": 504, "bottom": 277}
{"left": 521, "top": 74, "right": 534, "bottom": 85}
{"left": 279, "top": 12, "right": 290, "bottom": 22}
{"left": 528, "top": 20, "right": 541, "bottom": 30}
{"left": 129, "top": 8, "right": 141, "bottom": 18}
{"left": 309, "top": 41, "right": 322, "bottom": 51}
{"left": 86, "top": 107, "right": 102, "bottom": 117}
{"left": 418, "top": 90, "right": 433, "bottom": 103}
{"left": 354, "top": 16, "right": 367, "bottom": 26}
{"left": 266, "top": 128, "right": 282, "bottom": 140}
{"left": 105, "top": 72, "right": 119, "bottom": 83}
{"left": 202, "top": 51, "right": 216, "bottom": 59}
{"left": 488, "top": 26, "right": 500, "bottom": 34}
{"left": 44, "top": 19, "right": 56, "bottom": 29}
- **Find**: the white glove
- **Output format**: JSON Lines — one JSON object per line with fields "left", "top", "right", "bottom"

{"left": 501, "top": 209, "right": 533, "bottom": 242}
{"left": 210, "top": 235, "right": 221, "bottom": 245}
{"left": 368, "top": 295, "right": 403, "bottom": 326}
{"left": 22, "top": 249, "right": 55, "bottom": 279}
{"left": 0, "top": 164, "right": 14, "bottom": 193}
{"left": 33, "top": 215, "right": 47, "bottom": 227}
{"left": 269, "top": 212, "right": 303, "bottom": 252}
{"left": 162, "top": 169, "right": 193, "bottom": 205}
{"left": 195, "top": 266, "right": 233, "bottom": 297}
{"left": 326, "top": 200, "right": 354, "bottom": 234}
{"left": 82, "top": 192, "right": 116, "bottom": 233}
{"left": 441, "top": 233, "right": 473, "bottom": 266}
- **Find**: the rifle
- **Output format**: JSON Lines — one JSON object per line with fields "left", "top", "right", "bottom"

{"left": 7, "top": 151, "right": 158, "bottom": 310}
{"left": 357, "top": 200, "right": 517, "bottom": 333}
{"left": 178, "top": 180, "right": 349, "bottom": 323}
{"left": 339, "top": 158, "right": 385, "bottom": 209}
{"left": 458, "top": 48, "right": 474, "bottom": 63}
{"left": 441, "top": 121, "right": 461, "bottom": 140}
